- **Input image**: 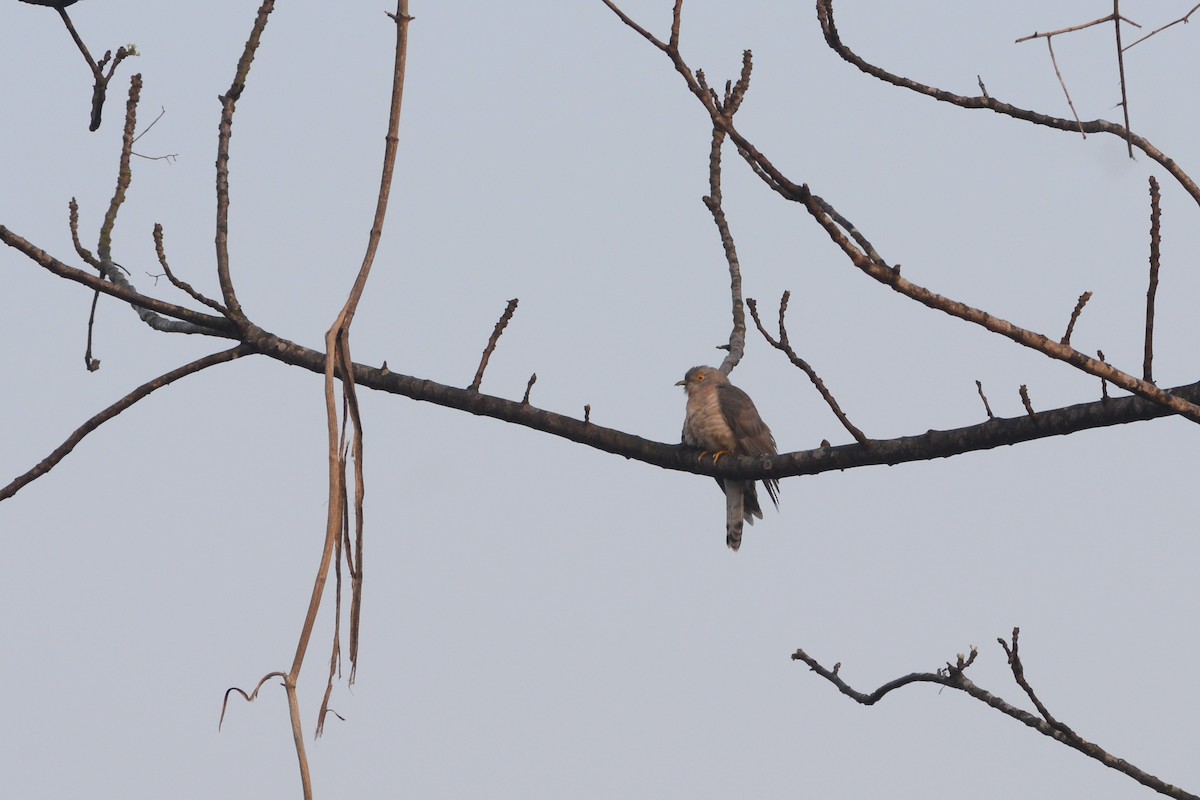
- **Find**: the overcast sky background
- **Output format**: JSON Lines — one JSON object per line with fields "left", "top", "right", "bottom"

{"left": 4, "top": 1, "right": 1200, "bottom": 798}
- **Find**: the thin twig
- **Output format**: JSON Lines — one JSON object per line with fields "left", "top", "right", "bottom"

{"left": 1046, "top": 38, "right": 1086, "bottom": 137}
{"left": 132, "top": 106, "right": 166, "bottom": 146}
{"left": 153, "top": 224, "right": 229, "bottom": 313}
{"left": 0, "top": 345, "right": 250, "bottom": 501}
{"left": 469, "top": 298, "right": 519, "bottom": 392}
{"left": 747, "top": 294, "right": 868, "bottom": 444}
{"left": 1144, "top": 176, "right": 1161, "bottom": 383}
{"left": 1020, "top": 384, "right": 1035, "bottom": 415}
{"left": 67, "top": 198, "right": 101, "bottom": 271}
{"left": 996, "top": 628, "right": 1075, "bottom": 736}
{"left": 132, "top": 106, "right": 178, "bottom": 161}
{"left": 1061, "top": 291, "right": 1093, "bottom": 345}
{"left": 1112, "top": 1, "right": 1135, "bottom": 157}
{"left": 1015, "top": 13, "right": 1123, "bottom": 43}
{"left": 84, "top": 290, "right": 101, "bottom": 371}
{"left": 1098, "top": 350, "right": 1110, "bottom": 400}
{"left": 521, "top": 373, "right": 537, "bottom": 405}
{"left": 1124, "top": 3, "right": 1200, "bottom": 50}
{"left": 975, "top": 380, "right": 995, "bottom": 420}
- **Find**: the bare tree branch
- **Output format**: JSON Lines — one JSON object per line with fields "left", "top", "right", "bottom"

{"left": 469, "top": 298, "right": 519, "bottom": 392}
{"left": 152, "top": 224, "right": 229, "bottom": 314}
{"left": 1124, "top": 3, "right": 1200, "bottom": 50}
{"left": 747, "top": 294, "right": 868, "bottom": 445}
{"left": 1061, "top": 291, "right": 1093, "bottom": 345}
{"left": 603, "top": 1, "right": 1200, "bottom": 424}
{"left": 1045, "top": 38, "right": 1086, "bottom": 138}
{"left": 792, "top": 632, "right": 1199, "bottom": 800}
{"left": 695, "top": 51, "right": 754, "bottom": 373}
{"left": 1145, "top": 176, "right": 1162, "bottom": 383}
{"left": 0, "top": 225, "right": 238, "bottom": 336}
{"left": 1, "top": 345, "right": 250, "bottom": 501}
{"left": 1020, "top": 384, "right": 1035, "bottom": 415}
{"left": 975, "top": 380, "right": 995, "bottom": 419}
{"left": 214, "top": 1, "right": 276, "bottom": 324}
{"left": 1112, "top": 0, "right": 1135, "bottom": 157}
{"left": 28, "top": 2, "right": 139, "bottom": 131}
{"left": 815, "top": 0, "right": 1200, "bottom": 205}
{"left": 98, "top": 74, "right": 141, "bottom": 267}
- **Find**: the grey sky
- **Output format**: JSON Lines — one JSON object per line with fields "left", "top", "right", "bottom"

{"left": 3, "top": 1, "right": 1198, "bottom": 797}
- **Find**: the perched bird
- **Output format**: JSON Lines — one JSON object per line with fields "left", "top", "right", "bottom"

{"left": 677, "top": 365, "right": 780, "bottom": 551}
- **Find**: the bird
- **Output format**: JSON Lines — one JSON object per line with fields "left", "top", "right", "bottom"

{"left": 676, "top": 365, "right": 779, "bottom": 551}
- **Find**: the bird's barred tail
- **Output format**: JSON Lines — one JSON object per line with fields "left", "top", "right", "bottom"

{"left": 725, "top": 482, "right": 744, "bottom": 551}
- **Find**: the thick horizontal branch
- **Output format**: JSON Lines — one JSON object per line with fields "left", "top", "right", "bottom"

{"left": 241, "top": 324, "right": 1200, "bottom": 482}
{"left": 1, "top": 225, "right": 238, "bottom": 336}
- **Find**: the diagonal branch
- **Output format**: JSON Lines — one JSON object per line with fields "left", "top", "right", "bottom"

{"left": 814, "top": 0, "right": 1200, "bottom": 205}
{"left": 1, "top": 345, "right": 250, "bottom": 501}
{"left": 747, "top": 293, "right": 868, "bottom": 445}
{"left": 1124, "top": 3, "right": 1200, "bottom": 50}
{"left": 800, "top": 193, "right": 1200, "bottom": 422}
{"left": 214, "top": 0, "right": 276, "bottom": 323}
{"left": 793, "top": 633, "right": 1198, "bottom": 800}
{"left": 469, "top": 298, "right": 519, "bottom": 392}
{"left": 0, "top": 225, "right": 238, "bottom": 336}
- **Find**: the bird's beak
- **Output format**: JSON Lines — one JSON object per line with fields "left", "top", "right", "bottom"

{"left": 675, "top": 379, "right": 686, "bottom": 387}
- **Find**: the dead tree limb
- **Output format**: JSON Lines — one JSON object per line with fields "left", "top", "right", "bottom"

{"left": 792, "top": 631, "right": 1198, "bottom": 800}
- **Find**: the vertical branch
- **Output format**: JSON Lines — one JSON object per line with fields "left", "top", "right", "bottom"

{"left": 214, "top": 0, "right": 275, "bottom": 323}
{"left": 97, "top": 74, "right": 142, "bottom": 266}
{"left": 1112, "top": 0, "right": 1134, "bottom": 157}
{"left": 1144, "top": 176, "right": 1161, "bottom": 383}
{"left": 703, "top": 125, "right": 747, "bottom": 371}
{"left": 699, "top": 52, "right": 754, "bottom": 373}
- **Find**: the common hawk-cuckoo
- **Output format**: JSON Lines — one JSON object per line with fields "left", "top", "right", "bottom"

{"left": 677, "top": 365, "right": 779, "bottom": 551}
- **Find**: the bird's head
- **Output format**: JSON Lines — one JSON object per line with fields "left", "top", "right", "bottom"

{"left": 676, "top": 365, "right": 727, "bottom": 395}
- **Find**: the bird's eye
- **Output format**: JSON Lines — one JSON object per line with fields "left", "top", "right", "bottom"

{"left": 696, "top": 373, "right": 705, "bottom": 381}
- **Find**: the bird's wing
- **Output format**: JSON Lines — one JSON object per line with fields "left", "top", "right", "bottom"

{"left": 716, "top": 383, "right": 780, "bottom": 509}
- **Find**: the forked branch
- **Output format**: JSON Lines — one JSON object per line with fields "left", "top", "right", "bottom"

{"left": 793, "top": 631, "right": 1198, "bottom": 800}
{"left": 603, "top": 0, "right": 1200, "bottom": 423}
